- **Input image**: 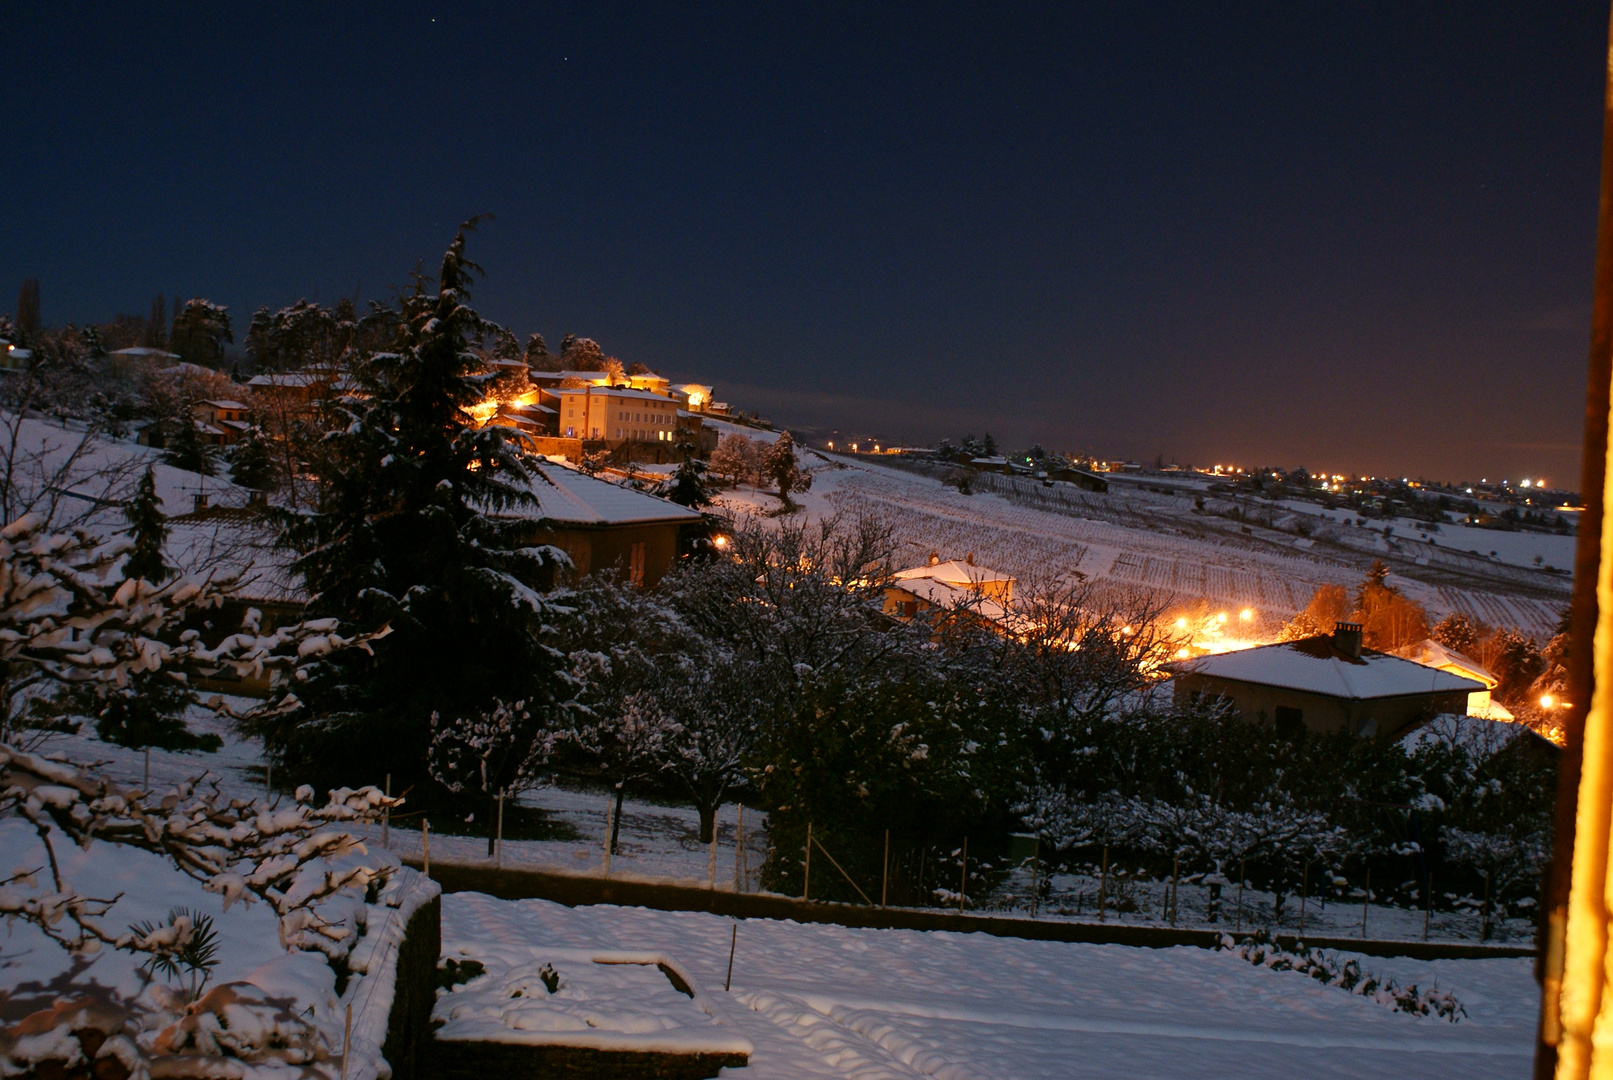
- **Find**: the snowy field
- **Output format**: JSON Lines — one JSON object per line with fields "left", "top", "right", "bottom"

{"left": 709, "top": 453, "right": 1570, "bottom": 640}
{"left": 443, "top": 892, "right": 1537, "bottom": 1080}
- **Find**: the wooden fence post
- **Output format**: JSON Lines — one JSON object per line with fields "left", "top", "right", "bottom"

{"left": 881, "top": 829, "right": 889, "bottom": 908}
{"left": 381, "top": 774, "right": 391, "bottom": 850}
{"left": 1236, "top": 858, "right": 1245, "bottom": 933}
{"left": 1171, "top": 852, "right": 1180, "bottom": 927}
{"left": 1299, "top": 862, "right": 1308, "bottom": 936}
{"left": 602, "top": 799, "right": 613, "bottom": 879}
{"left": 496, "top": 788, "right": 505, "bottom": 869}
{"left": 734, "top": 805, "right": 746, "bottom": 893}
{"left": 804, "top": 822, "right": 812, "bottom": 901}
{"left": 1098, "top": 845, "right": 1109, "bottom": 922}
{"left": 1361, "top": 867, "right": 1370, "bottom": 939}
{"left": 422, "top": 820, "right": 430, "bottom": 878}
{"left": 959, "top": 837, "right": 968, "bottom": 912}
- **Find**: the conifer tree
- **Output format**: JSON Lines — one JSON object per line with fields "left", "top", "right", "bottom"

{"left": 99, "top": 466, "right": 214, "bottom": 757}
{"left": 228, "top": 425, "right": 278, "bottom": 491}
{"left": 274, "top": 222, "right": 569, "bottom": 794}
{"left": 163, "top": 411, "right": 215, "bottom": 476}
{"left": 124, "top": 466, "right": 170, "bottom": 583}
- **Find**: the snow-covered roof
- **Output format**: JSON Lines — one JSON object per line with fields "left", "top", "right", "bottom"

{"left": 1173, "top": 636, "right": 1484, "bottom": 700}
{"left": 513, "top": 462, "right": 703, "bottom": 527}
{"left": 888, "top": 576, "right": 1012, "bottom": 622}
{"left": 109, "top": 347, "right": 180, "bottom": 360}
{"left": 1393, "top": 639, "right": 1499, "bottom": 688}
{"left": 247, "top": 372, "right": 323, "bottom": 388}
{"left": 555, "top": 385, "right": 671, "bottom": 402}
{"left": 199, "top": 399, "right": 248, "bottom": 410}
{"left": 894, "top": 560, "right": 1014, "bottom": 587}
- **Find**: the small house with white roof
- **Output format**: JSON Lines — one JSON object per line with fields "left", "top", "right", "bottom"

{"left": 1169, "top": 623, "right": 1483, "bottom": 739}
{"left": 884, "top": 552, "right": 1015, "bottom": 625}
{"left": 502, "top": 461, "right": 704, "bottom": 587}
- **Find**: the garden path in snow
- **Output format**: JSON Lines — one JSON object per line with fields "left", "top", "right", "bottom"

{"left": 442, "top": 891, "right": 1536, "bottom": 1079}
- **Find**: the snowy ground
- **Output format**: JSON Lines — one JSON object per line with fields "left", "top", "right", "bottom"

{"left": 442, "top": 892, "right": 1537, "bottom": 1080}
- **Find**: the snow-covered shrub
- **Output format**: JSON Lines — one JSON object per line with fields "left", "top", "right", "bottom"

{"left": 1219, "top": 930, "right": 1464, "bottom": 1022}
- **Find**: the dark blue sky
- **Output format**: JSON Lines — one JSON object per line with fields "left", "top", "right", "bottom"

{"left": 6, "top": 3, "right": 1607, "bottom": 483}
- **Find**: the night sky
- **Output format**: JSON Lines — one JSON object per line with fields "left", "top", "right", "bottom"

{"left": 5, "top": 3, "right": 1609, "bottom": 484}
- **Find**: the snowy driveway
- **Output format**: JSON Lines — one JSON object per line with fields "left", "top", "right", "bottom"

{"left": 442, "top": 892, "right": 1535, "bottom": 1079}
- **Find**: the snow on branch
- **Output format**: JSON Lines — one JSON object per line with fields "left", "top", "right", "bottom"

{"left": 0, "top": 741, "right": 400, "bottom": 963}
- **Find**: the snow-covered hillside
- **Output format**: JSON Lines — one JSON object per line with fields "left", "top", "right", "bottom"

{"left": 715, "top": 452, "right": 1569, "bottom": 639}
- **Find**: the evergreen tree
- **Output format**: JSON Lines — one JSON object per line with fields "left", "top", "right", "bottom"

{"left": 163, "top": 412, "right": 216, "bottom": 476}
{"left": 15, "top": 278, "right": 40, "bottom": 338}
{"left": 273, "top": 222, "right": 569, "bottom": 793}
{"left": 228, "top": 425, "right": 278, "bottom": 491}
{"left": 170, "top": 299, "right": 233, "bottom": 367}
{"left": 98, "top": 468, "right": 213, "bottom": 757}
{"left": 123, "top": 466, "right": 170, "bottom": 583}
{"left": 661, "top": 454, "right": 714, "bottom": 507}
{"left": 146, "top": 294, "right": 167, "bottom": 348}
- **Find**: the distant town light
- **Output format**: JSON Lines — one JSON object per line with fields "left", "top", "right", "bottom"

{"left": 1175, "top": 618, "right": 1188, "bottom": 630}
{"left": 713, "top": 535, "right": 730, "bottom": 549}
{"left": 1239, "top": 608, "right": 1254, "bottom": 621}
{"left": 1215, "top": 612, "right": 1228, "bottom": 623}
{"left": 1542, "top": 694, "right": 1556, "bottom": 709}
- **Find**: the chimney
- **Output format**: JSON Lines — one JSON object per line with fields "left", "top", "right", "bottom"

{"left": 966, "top": 551, "right": 975, "bottom": 565}
{"left": 1332, "top": 621, "right": 1363, "bottom": 659}
{"left": 928, "top": 551, "right": 940, "bottom": 566}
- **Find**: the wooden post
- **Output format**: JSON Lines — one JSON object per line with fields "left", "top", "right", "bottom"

{"left": 1299, "top": 862, "right": 1308, "bottom": 936}
{"left": 263, "top": 758, "right": 270, "bottom": 800}
{"left": 341, "top": 1002, "right": 352, "bottom": 1080}
{"left": 881, "top": 829, "right": 889, "bottom": 908}
{"left": 708, "top": 822, "right": 718, "bottom": 889}
{"left": 803, "top": 822, "right": 812, "bottom": 901}
{"left": 144, "top": 747, "right": 151, "bottom": 790}
{"left": 496, "top": 788, "right": 505, "bottom": 869}
{"left": 734, "top": 805, "right": 745, "bottom": 893}
{"left": 1238, "top": 857, "right": 1251, "bottom": 934}
{"left": 1361, "top": 867, "right": 1370, "bottom": 939}
{"left": 1098, "top": 845, "right": 1109, "bottom": 922}
{"left": 725, "top": 923, "right": 737, "bottom": 992}
{"left": 1171, "top": 852, "right": 1180, "bottom": 927}
{"left": 381, "top": 774, "right": 391, "bottom": 850}
{"left": 959, "top": 837, "right": 968, "bottom": 912}
{"left": 422, "top": 820, "right": 430, "bottom": 878}
{"left": 1031, "top": 838, "right": 1042, "bottom": 918}
{"left": 1425, "top": 872, "right": 1433, "bottom": 942}
{"left": 602, "top": 799, "right": 613, "bottom": 879}
{"left": 1482, "top": 869, "right": 1493, "bottom": 941}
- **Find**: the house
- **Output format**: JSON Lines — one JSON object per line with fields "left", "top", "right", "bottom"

{"left": 0, "top": 344, "right": 32, "bottom": 371}
{"left": 1046, "top": 467, "right": 1109, "bottom": 493}
{"left": 1168, "top": 622, "right": 1483, "bottom": 739}
{"left": 1394, "top": 639, "right": 1515, "bottom": 721}
{"left": 883, "top": 553, "right": 1016, "bottom": 625}
{"left": 670, "top": 383, "right": 715, "bottom": 411}
{"left": 246, "top": 370, "right": 335, "bottom": 406}
{"left": 529, "top": 369, "right": 672, "bottom": 395}
{"left": 555, "top": 385, "right": 684, "bottom": 444}
{"left": 502, "top": 461, "right": 704, "bottom": 587}
{"left": 191, "top": 400, "right": 251, "bottom": 445}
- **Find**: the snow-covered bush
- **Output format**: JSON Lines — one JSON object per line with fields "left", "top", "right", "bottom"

{"left": 1219, "top": 930, "right": 1465, "bottom": 1022}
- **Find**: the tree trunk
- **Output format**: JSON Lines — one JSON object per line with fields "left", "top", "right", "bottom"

{"left": 610, "top": 782, "right": 625, "bottom": 856}
{"left": 697, "top": 801, "right": 718, "bottom": 846}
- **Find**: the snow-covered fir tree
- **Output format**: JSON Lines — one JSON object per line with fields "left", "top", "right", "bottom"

{"left": 272, "top": 222, "right": 571, "bottom": 792}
